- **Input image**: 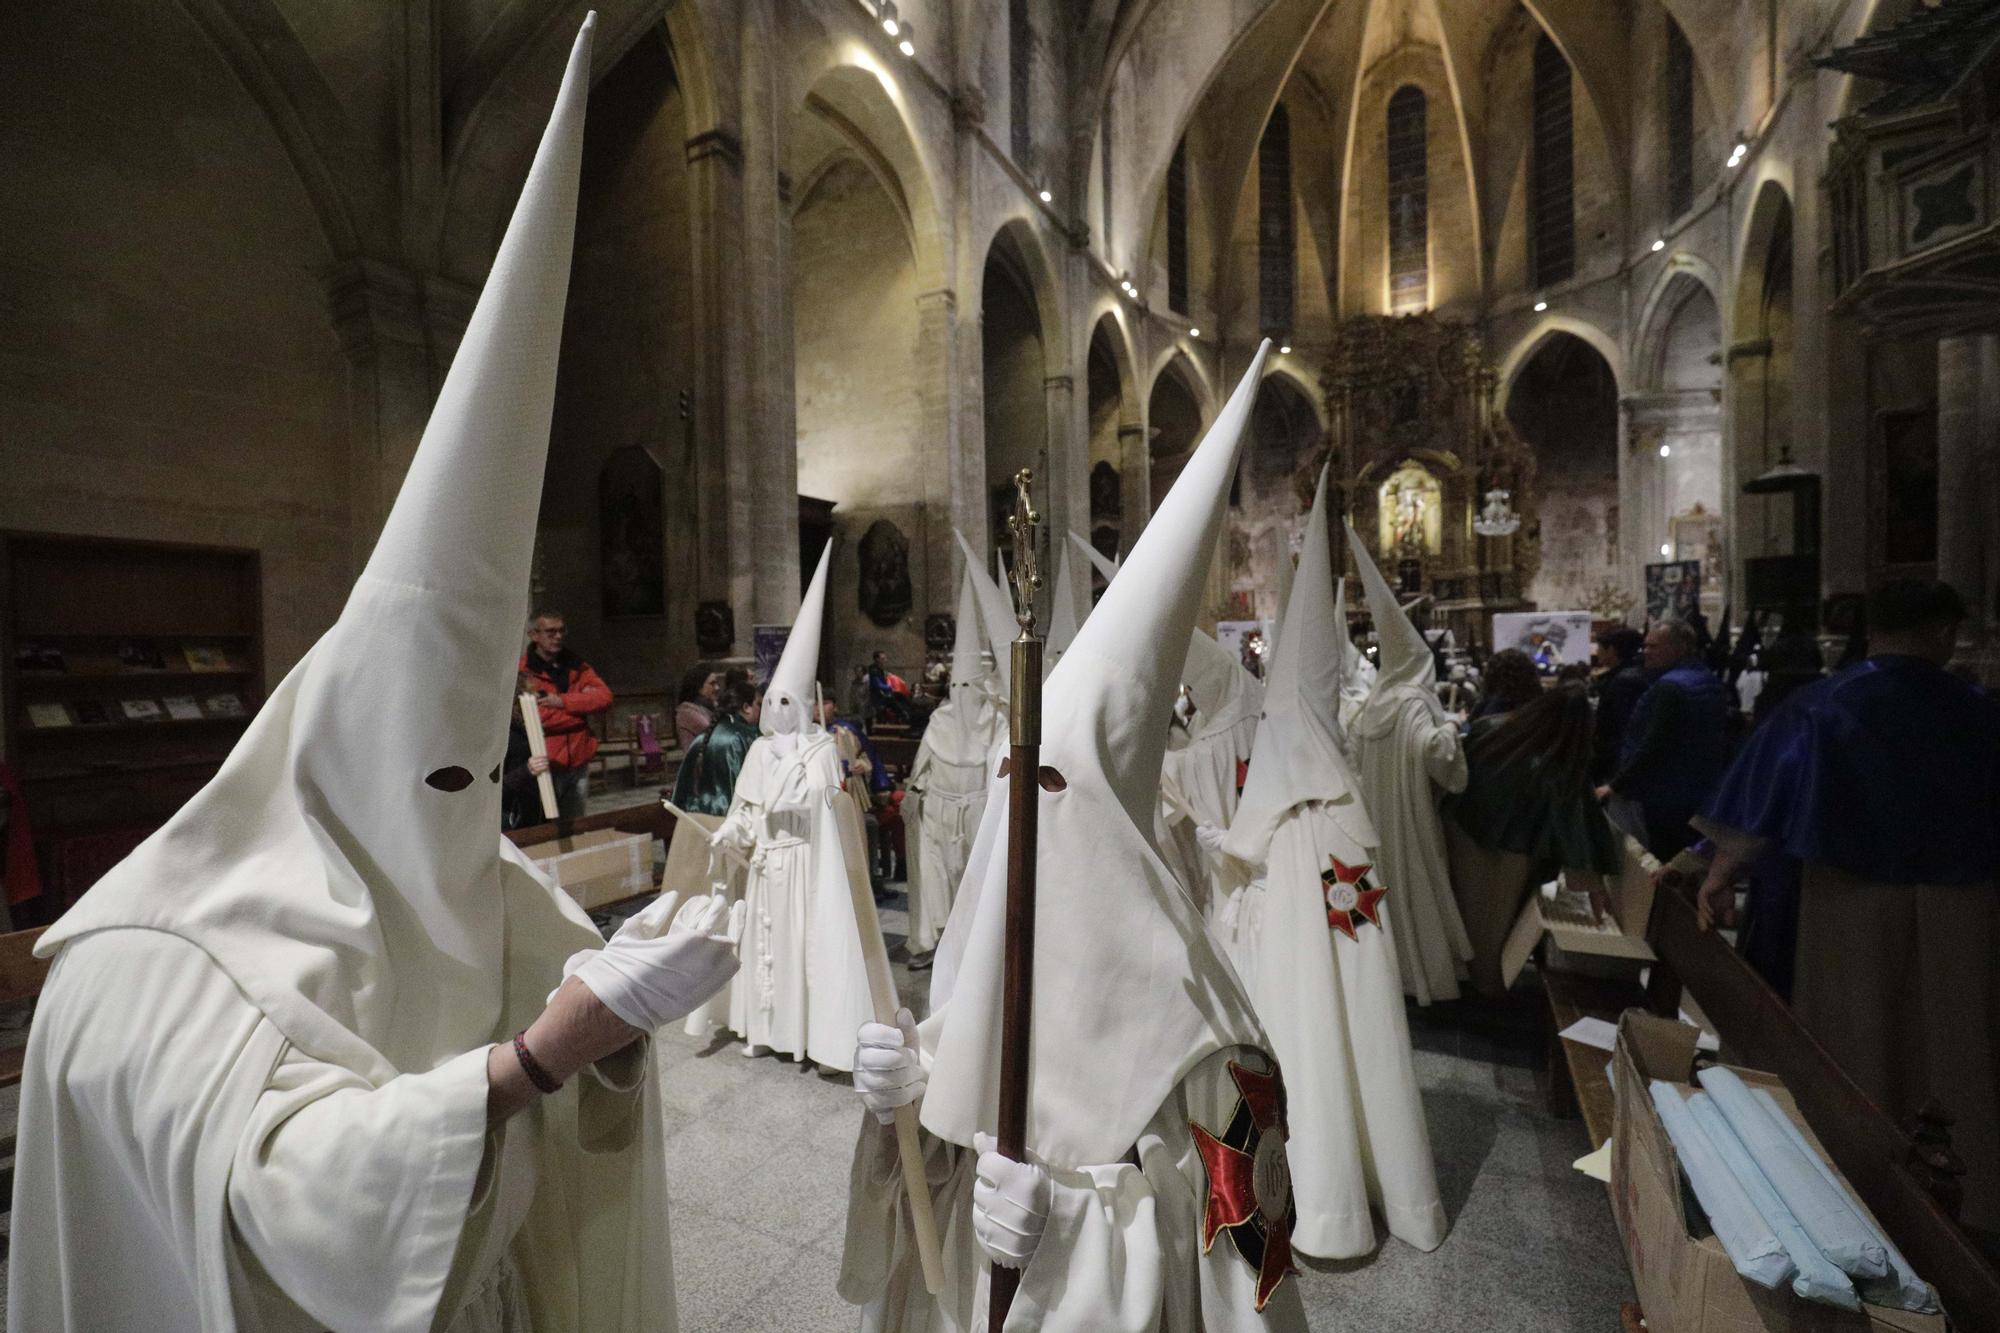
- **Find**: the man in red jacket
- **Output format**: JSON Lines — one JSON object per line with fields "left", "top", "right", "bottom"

{"left": 520, "top": 609, "right": 614, "bottom": 818}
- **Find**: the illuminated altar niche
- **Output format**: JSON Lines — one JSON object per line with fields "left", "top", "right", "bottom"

{"left": 1377, "top": 460, "right": 1443, "bottom": 557}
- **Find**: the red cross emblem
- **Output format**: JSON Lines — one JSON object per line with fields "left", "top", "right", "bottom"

{"left": 1319, "top": 856, "right": 1389, "bottom": 941}
{"left": 1190, "top": 1060, "right": 1296, "bottom": 1311}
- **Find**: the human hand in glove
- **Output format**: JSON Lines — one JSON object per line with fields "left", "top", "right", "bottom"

{"left": 560, "top": 891, "right": 746, "bottom": 1033}
{"left": 853, "top": 1008, "right": 925, "bottom": 1123}
{"left": 1194, "top": 822, "right": 1227, "bottom": 854}
{"left": 971, "top": 1132, "right": 1051, "bottom": 1269}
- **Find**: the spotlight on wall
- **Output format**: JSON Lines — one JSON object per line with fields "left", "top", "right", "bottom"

{"left": 1727, "top": 140, "right": 1748, "bottom": 168}
{"left": 1279, "top": 344, "right": 1292, "bottom": 355}
{"left": 1659, "top": 443, "right": 1672, "bottom": 458}
{"left": 1037, "top": 184, "right": 1053, "bottom": 204}
{"left": 1533, "top": 300, "right": 1549, "bottom": 312}
{"left": 1188, "top": 327, "right": 1201, "bottom": 338}
{"left": 1660, "top": 543, "right": 1673, "bottom": 557}
{"left": 898, "top": 30, "right": 916, "bottom": 57}
{"left": 877, "top": 1, "right": 899, "bottom": 36}
{"left": 1651, "top": 238, "right": 1666, "bottom": 253}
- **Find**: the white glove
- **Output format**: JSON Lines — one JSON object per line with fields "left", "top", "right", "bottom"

{"left": 560, "top": 891, "right": 746, "bottom": 1031}
{"left": 853, "top": 1007, "right": 925, "bottom": 1124}
{"left": 1194, "top": 822, "right": 1227, "bottom": 854}
{"left": 972, "top": 1132, "right": 1051, "bottom": 1270}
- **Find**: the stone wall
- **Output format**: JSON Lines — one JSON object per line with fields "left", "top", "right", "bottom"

{"left": 0, "top": 1, "right": 351, "bottom": 690}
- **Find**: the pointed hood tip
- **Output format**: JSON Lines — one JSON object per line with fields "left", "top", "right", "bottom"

{"left": 953, "top": 528, "right": 1015, "bottom": 697}
{"left": 1344, "top": 515, "right": 1438, "bottom": 712}
{"left": 764, "top": 540, "right": 832, "bottom": 733}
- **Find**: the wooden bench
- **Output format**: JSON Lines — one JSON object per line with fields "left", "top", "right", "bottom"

{"left": 1541, "top": 967, "right": 1641, "bottom": 1151}
{"left": 1640, "top": 867, "right": 2000, "bottom": 1331}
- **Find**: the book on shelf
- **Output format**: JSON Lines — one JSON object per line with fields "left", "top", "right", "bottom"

{"left": 70, "top": 699, "right": 111, "bottom": 726}
{"left": 116, "top": 639, "right": 171, "bottom": 671}
{"left": 25, "top": 702, "right": 73, "bottom": 729}
{"left": 14, "top": 641, "right": 65, "bottom": 673}
{"left": 202, "top": 693, "right": 247, "bottom": 719}
{"left": 67, "top": 650, "right": 125, "bottom": 677}
{"left": 162, "top": 695, "right": 205, "bottom": 721}
{"left": 120, "top": 698, "right": 166, "bottom": 723}
{"left": 182, "top": 643, "right": 231, "bottom": 672}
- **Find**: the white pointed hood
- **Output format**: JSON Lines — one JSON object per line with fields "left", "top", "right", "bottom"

{"left": 1223, "top": 467, "right": 1376, "bottom": 864}
{"left": 1346, "top": 517, "right": 1445, "bottom": 738}
{"left": 954, "top": 528, "right": 1018, "bottom": 698}
{"left": 39, "top": 18, "right": 602, "bottom": 1083}
{"left": 1335, "top": 574, "right": 1375, "bottom": 716}
{"left": 1043, "top": 540, "right": 1081, "bottom": 668}
{"left": 922, "top": 559, "right": 1001, "bottom": 767}
{"left": 764, "top": 540, "right": 831, "bottom": 737}
{"left": 922, "top": 342, "right": 1274, "bottom": 1167}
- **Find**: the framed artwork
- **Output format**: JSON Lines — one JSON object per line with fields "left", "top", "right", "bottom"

{"left": 599, "top": 445, "right": 665, "bottom": 618}
{"left": 1644, "top": 560, "right": 1702, "bottom": 622}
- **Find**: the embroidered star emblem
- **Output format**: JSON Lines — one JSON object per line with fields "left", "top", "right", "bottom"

{"left": 1190, "top": 1060, "right": 1296, "bottom": 1312}
{"left": 1319, "top": 856, "right": 1389, "bottom": 941}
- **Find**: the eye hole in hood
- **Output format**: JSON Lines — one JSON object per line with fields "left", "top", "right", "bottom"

{"left": 425, "top": 766, "right": 475, "bottom": 793}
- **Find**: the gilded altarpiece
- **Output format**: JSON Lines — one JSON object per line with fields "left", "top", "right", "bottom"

{"left": 1313, "top": 316, "right": 1539, "bottom": 647}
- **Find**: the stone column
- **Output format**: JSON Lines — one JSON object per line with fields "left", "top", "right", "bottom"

{"left": 916, "top": 288, "right": 972, "bottom": 609}
{"left": 324, "top": 259, "right": 472, "bottom": 573}
{"left": 1937, "top": 332, "right": 2000, "bottom": 674}
{"left": 1043, "top": 371, "right": 1078, "bottom": 560}
{"left": 683, "top": 126, "right": 750, "bottom": 643}
{"left": 1117, "top": 422, "right": 1149, "bottom": 556}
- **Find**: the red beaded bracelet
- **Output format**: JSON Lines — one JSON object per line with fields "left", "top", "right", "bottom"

{"left": 513, "top": 1030, "right": 564, "bottom": 1095}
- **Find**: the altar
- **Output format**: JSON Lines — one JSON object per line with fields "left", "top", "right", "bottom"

{"left": 1315, "top": 315, "right": 1540, "bottom": 650}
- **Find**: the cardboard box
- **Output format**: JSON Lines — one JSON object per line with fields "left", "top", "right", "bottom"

{"left": 522, "top": 828, "right": 654, "bottom": 910}
{"left": 1499, "top": 833, "right": 1659, "bottom": 990}
{"left": 1609, "top": 1011, "right": 1947, "bottom": 1333}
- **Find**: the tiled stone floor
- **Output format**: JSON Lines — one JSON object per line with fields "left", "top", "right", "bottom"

{"left": 0, "top": 884, "right": 1636, "bottom": 1330}
{"left": 654, "top": 888, "right": 1636, "bottom": 1331}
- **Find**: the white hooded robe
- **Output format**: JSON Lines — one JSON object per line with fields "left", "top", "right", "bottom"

{"left": 1218, "top": 469, "right": 1447, "bottom": 1260}
{"left": 1344, "top": 522, "right": 1471, "bottom": 1005}
{"left": 840, "top": 343, "right": 1309, "bottom": 1332}
{"left": 8, "top": 24, "right": 683, "bottom": 1331}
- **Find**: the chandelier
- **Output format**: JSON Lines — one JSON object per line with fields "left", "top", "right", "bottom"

{"left": 1472, "top": 488, "right": 1522, "bottom": 538}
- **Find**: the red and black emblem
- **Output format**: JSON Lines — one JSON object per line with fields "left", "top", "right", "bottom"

{"left": 1190, "top": 1060, "right": 1296, "bottom": 1311}
{"left": 1319, "top": 856, "right": 1389, "bottom": 941}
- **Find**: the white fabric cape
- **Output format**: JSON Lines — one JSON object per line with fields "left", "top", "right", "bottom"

{"left": 906, "top": 565, "right": 1003, "bottom": 953}
{"left": 705, "top": 731, "right": 875, "bottom": 1069}
{"left": 1344, "top": 521, "right": 1470, "bottom": 1004}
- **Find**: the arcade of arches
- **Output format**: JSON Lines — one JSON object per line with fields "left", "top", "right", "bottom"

{"left": 9, "top": 1, "right": 1998, "bottom": 691}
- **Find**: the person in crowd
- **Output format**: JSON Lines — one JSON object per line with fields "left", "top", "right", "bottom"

{"left": 1470, "top": 647, "right": 1541, "bottom": 721}
{"left": 674, "top": 663, "right": 721, "bottom": 751}
{"left": 1595, "top": 619, "right": 1730, "bottom": 859}
{"left": 8, "top": 28, "right": 747, "bottom": 1329}
{"left": 500, "top": 672, "right": 555, "bottom": 831}
{"left": 1590, "top": 626, "right": 1647, "bottom": 782}
{"left": 1694, "top": 578, "right": 2000, "bottom": 1239}
{"left": 520, "top": 608, "right": 613, "bottom": 819}
{"left": 1445, "top": 683, "right": 1621, "bottom": 996}
{"left": 1344, "top": 521, "right": 1472, "bottom": 1005}
{"left": 670, "top": 677, "right": 760, "bottom": 817}
{"left": 841, "top": 343, "right": 1309, "bottom": 1330}
{"left": 864, "top": 649, "right": 913, "bottom": 726}
{"left": 821, "top": 692, "right": 898, "bottom": 886}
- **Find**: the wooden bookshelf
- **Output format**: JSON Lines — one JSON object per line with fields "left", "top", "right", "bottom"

{"left": 2, "top": 532, "right": 264, "bottom": 910}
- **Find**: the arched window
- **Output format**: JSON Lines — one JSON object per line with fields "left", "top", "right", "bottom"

{"left": 1258, "top": 105, "right": 1294, "bottom": 334}
{"left": 1010, "top": 0, "right": 1032, "bottom": 163}
{"left": 1531, "top": 33, "right": 1575, "bottom": 287}
{"left": 1665, "top": 18, "right": 1695, "bottom": 218}
{"left": 1386, "top": 85, "right": 1428, "bottom": 315}
{"left": 1167, "top": 138, "right": 1190, "bottom": 315}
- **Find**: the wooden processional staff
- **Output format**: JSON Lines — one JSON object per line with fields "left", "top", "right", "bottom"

{"left": 990, "top": 469, "right": 1044, "bottom": 1328}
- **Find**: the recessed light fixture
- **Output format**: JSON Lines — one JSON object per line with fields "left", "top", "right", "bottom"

{"left": 1037, "top": 188, "right": 1052, "bottom": 203}
{"left": 1651, "top": 238, "right": 1666, "bottom": 252}
{"left": 1188, "top": 327, "right": 1201, "bottom": 338}
{"left": 878, "top": 1, "right": 899, "bottom": 36}
{"left": 898, "top": 34, "right": 915, "bottom": 56}
{"left": 1659, "top": 443, "right": 1672, "bottom": 458}
{"left": 1533, "top": 300, "right": 1548, "bottom": 312}
{"left": 1279, "top": 344, "right": 1292, "bottom": 355}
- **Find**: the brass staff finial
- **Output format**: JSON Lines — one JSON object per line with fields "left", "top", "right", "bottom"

{"left": 1006, "top": 468, "right": 1042, "bottom": 635}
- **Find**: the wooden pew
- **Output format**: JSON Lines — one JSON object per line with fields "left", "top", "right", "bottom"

{"left": 1643, "top": 869, "right": 2000, "bottom": 1332}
